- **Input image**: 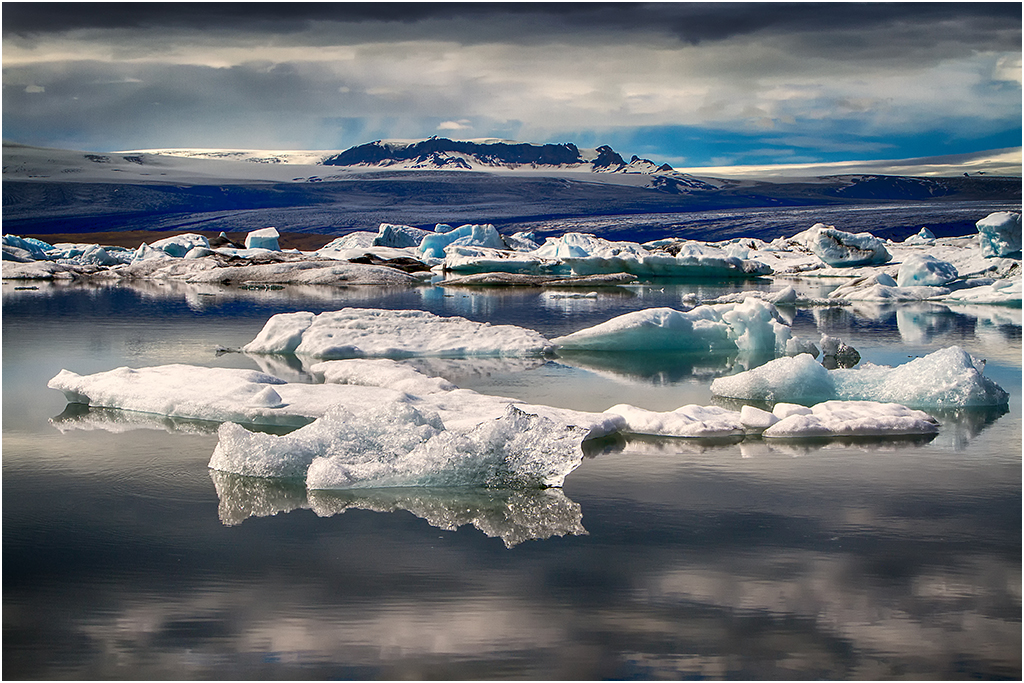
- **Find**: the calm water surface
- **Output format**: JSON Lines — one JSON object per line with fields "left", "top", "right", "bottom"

{"left": 3, "top": 277, "right": 1021, "bottom": 679}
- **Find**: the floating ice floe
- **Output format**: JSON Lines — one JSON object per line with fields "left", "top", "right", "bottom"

{"left": 242, "top": 307, "right": 555, "bottom": 358}
{"left": 710, "top": 346, "right": 1009, "bottom": 408}
{"left": 797, "top": 223, "right": 892, "bottom": 267}
{"left": 828, "top": 272, "right": 951, "bottom": 302}
{"left": 49, "top": 356, "right": 966, "bottom": 492}
{"left": 939, "top": 277, "right": 1022, "bottom": 305}
{"left": 976, "top": 211, "right": 1022, "bottom": 258}
{"left": 760, "top": 401, "right": 938, "bottom": 438}
{"left": 553, "top": 299, "right": 815, "bottom": 357}
{"left": 604, "top": 403, "right": 746, "bottom": 438}
{"left": 440, "top": 271, "right": 636, "bottom": 287}
{"left": 440, "top": 232, "right": 771, "bottom": 279}
{"left": 48, "top": 360, "right": 624, "bottom": 439}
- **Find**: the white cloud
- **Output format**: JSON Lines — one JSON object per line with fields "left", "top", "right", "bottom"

{"left": 438, "top": 119, "right": 471, "bottom": 131}
{"left": 24, "top": 84, "right": 44, "bottom": 93}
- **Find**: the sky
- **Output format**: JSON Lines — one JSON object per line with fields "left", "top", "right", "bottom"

{"left": 3, "top": 2, "right": 1022, "bottom": 171}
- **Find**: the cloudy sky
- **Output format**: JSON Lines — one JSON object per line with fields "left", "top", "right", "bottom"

{"left": 3, "top": 2, "right": 1021, "bottom": 169}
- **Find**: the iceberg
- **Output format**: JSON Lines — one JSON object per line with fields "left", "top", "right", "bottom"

{"left": 940, "top": 278, "right": 1022, "bottom": 305}
{"left": 710, "top": 346, "right": 1009, "bottom": 408}
{"left": 552, "top": 299, "right": 800, "bottom": 356}
{"left": 903, "top": 227, "right": 936, "bottom": 245}
{"left": 150, "top": 233, "right": 210, "bottom": 258}
{"left": 976, "top": 211, "right": 1022, "bottom": 258}
{"left": 418, "top": 223, "right": 505, "bottom": 258}
{"left": 2, "top": 234, "right": 54, "bottom": 260}
{"left": 49, "top": 242, "right": 132, "bottom": 266}
{"left": 373, "top": 222, "right": 432, "bottom": 248}
{"left": 310, "top": 358, "right": 458, "bottom": 394}
{"left": 604, "top": 403, "right": 745, "bottom": 438}
{"left": 209, "top": 400, "right": 588, "bottom": 489}
{"left": 441, "top": 233, "right": 771, "bottom": 278}
{"left": 761, "top": 401, "right": 938, "bottom": 438}
{"left": 896, "top": 253, "right": 959, "bottom": 287}
{"left": 244, "top": 227, "right": 280, "bottom": 251}
{"left": 242, "top": 307, "right": 555, "bottom": 358}
{"left": 49, "top": 360, "right": 624, "bottom": 439}
{"left": 799, "top": 223, "right": 892, "bottom": 267}
{"left": 48, "top": 364, "right": 407, "bottom": 427}
{"left": 828, "top": 272, "right": 950, "bottom": 302}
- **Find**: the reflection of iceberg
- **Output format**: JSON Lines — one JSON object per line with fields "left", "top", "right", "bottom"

{"left": 557, "top": 349, "right": 762, "bottom": 384}
{"left": 308, "top": 487, "right": 586, "bottom": 548}
{"left": 209, "top": 470, "right": 586, "bottom": 547}
{"left": 49, "top": 403, "right": 224, "bottom": 435}
{"left": 210, "top": 470, "right": 310, "bottom": 526}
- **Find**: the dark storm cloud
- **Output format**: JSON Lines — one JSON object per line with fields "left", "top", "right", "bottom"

{"left": 5, "top": 2, "right": 1020, "bottom": 53}
{"left": 3, "top": 2, "right": 1019, "bottom": 164}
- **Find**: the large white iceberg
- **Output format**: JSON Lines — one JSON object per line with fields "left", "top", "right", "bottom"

{"left": 552, "top": 299, "right": 810, "bottom": 357}
{"left": 242, "top": 308, "right": 555, "bottom": 358}
{"left": 710, "top": 346, "right": 1009, "bottom": 408}
{"left": 976, "top": 211, "right": 1022, "bottom": 258}
{"left": 48, "top": 364, "right": 404, "bottom": 427}
{"left": 798, "top": 223, "right": 892, "bottom": 267}
{"left": 48, "top": 360, "right": 625, "bottom": 438}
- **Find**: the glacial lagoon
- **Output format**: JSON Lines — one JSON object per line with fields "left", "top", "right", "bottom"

{"left": 3, "top": 273, "right": 1020, "bottom": 679}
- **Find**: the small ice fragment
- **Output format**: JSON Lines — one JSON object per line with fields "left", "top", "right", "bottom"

{"left": 740, "top": 405, "right": 779, "bottom": 431}
{"left": 772, "top": 403, "right": 812, "bottom": 419}
{"left": 249, "top": 386, "right": 284, "bottom": 408}
{"left": 244, "top": 227, "right": 280, "bottom": 251}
